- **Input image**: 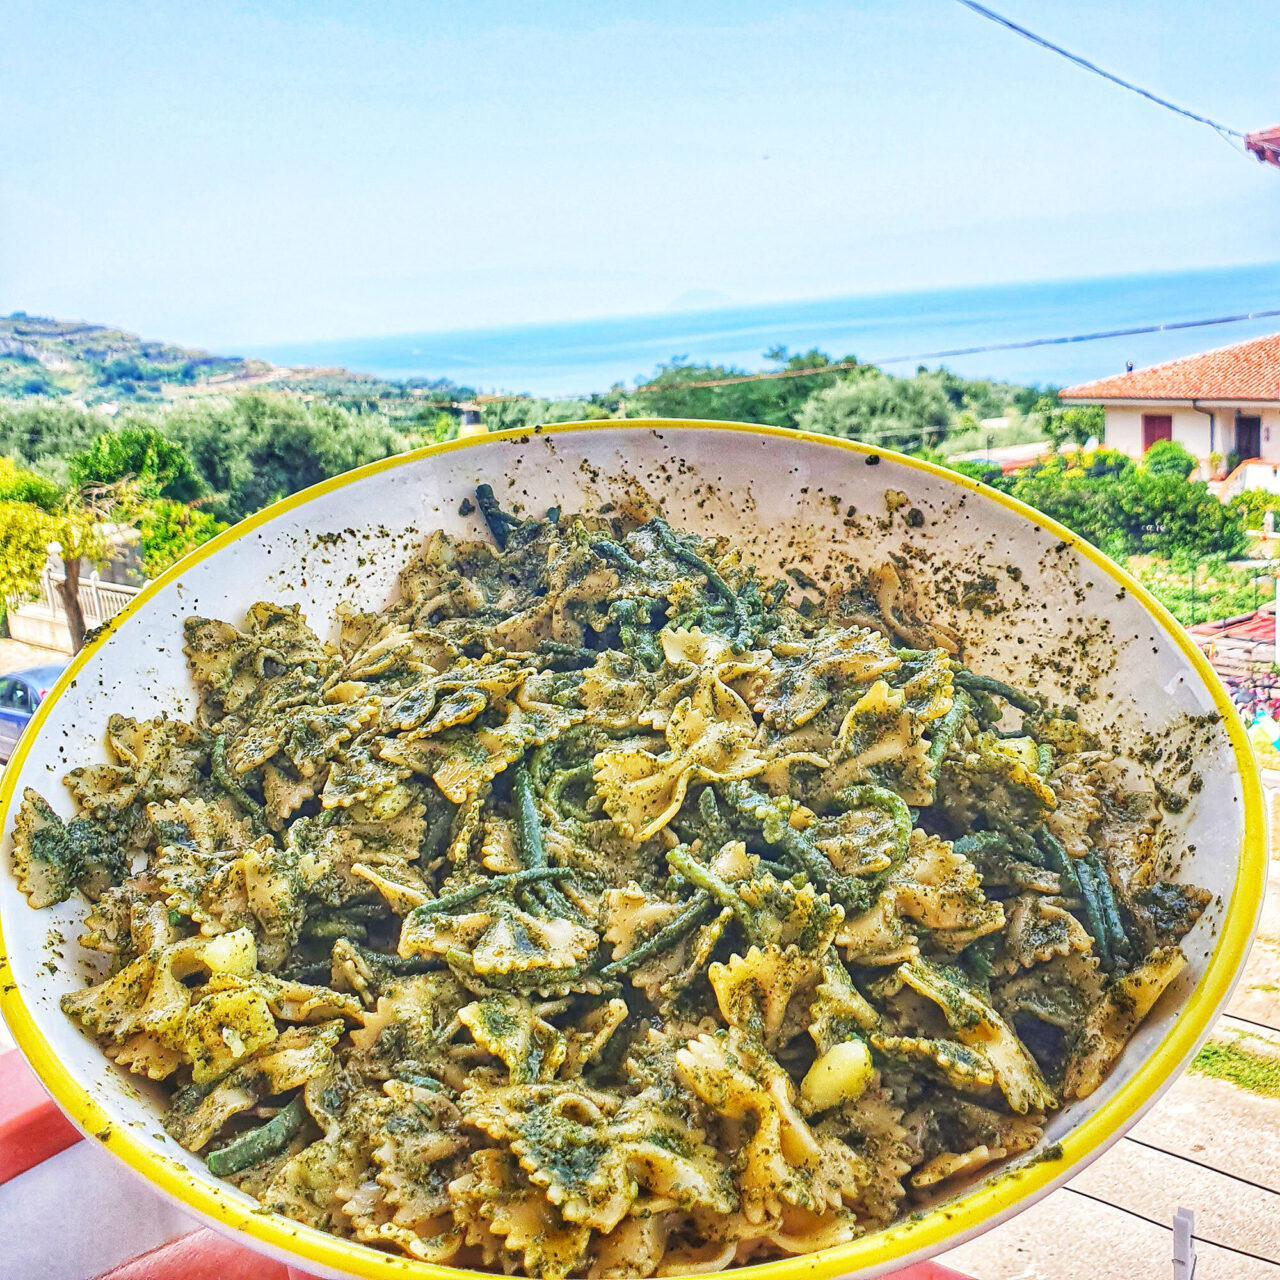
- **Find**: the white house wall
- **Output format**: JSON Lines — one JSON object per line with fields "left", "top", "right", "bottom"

{"left": 1253, "top": 408, "right": 1280, "bottom": 461}
{"left": 1101, "top": 404, "right": 1280, "bottom": 463}
{"left": 1102, "top": 407, "right": 1144, "bottom": 457}
{"left": 1102, "top": 406, "right": 1214, "bottom": 458}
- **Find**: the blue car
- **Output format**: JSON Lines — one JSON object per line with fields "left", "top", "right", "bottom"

{"left": 0, "top": 663, "right": 67, "bottom": 762}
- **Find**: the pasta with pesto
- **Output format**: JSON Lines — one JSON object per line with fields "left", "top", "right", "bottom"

{"left": 11, "top": 487, "right": 1211, "bottom": 1278}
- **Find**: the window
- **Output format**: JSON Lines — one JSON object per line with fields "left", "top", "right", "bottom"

{"left": 1141, "top": 414, "right": 1173, "bottom": 450}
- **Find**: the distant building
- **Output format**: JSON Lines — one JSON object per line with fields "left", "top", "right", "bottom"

{"left": 1060, "top": 333, "right": 1280, "bottom": 483}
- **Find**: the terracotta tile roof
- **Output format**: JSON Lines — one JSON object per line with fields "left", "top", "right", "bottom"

{"left": 1060, "top": 331, "right": 1280, "bottom": 402}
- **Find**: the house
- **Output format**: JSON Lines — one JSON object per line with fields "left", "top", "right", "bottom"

{"left": 1059, "top": 332, "right": 1280, "bottom": 485}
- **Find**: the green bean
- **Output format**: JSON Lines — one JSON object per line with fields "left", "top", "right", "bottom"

{"left": 610, "top": 598, "right": 664, "bottom": 669}
{"left": 512, "top": 758, "right": 548, "bottom": 875}
{"left": 953, "top": 671, "right": 1041, "bottom": 718}
{"left": 997, "top": 824, "right": 1044, "bottom": 867}
{"left": 278, "top": 959, "right": 331, "bottom": 984}
{"left": 1073, "top": 857, "right": 1117, "bottom": 972}
{"left": 1084, "top": 851, "right": 1134, "bottom": 968}
{"left": 512, "top": 759, "right": 583, "bottom": 920}
{"left": 444, "top": 946, "right": 615, "bottom": 992}
{"left": 327, "top": 902, "right": 387, "bottom": 921}
{"left": 967, "top": 689, "right": 1003, "bottom": 728}
{"left": 420, "top": 802, "right": 455, "bottom": 863}
{"left": 207, "top": 1095, "right": 307, "bottom": 1176}
{"left": 833, "top": 784, "right": 913, "bottom": 857}
{"left": 302, "top": 918, "right": 368, "bottom": 941}
{"left": 653, "top": 520, "right": 752, "bottom": 647}
{"left": 591, "top": 540, "right": 641, "bottom": 572}
{"left": 665, "top": 846, "right": 750, "bottom": 926}
{"left": 397, "top": 1072, "right": 444, "bottom": 1092}
{"left": 409, "top": 866, "right": 574, "bottom": 918}
{"left": 697, "top": 786, "right": 734, "bottom": 847}
{"left": 755, "top": 857, "right": 798, "bottom": 880}
{"left": 1036, "top": 826, "right": 1080, "bottom": 889}
{"left": 599, "top": 893, "right": 716, "bottom": 976}
{"left": 342, "top": 941, "right": 443, "bottom": 977}
{"left": 545, "top": 763, "right": 595, "bottom": 822}
{"left": 210, "top": 735, "right": 268, "bottom": 835}
{"left": 537, "top": 640, "right": 597, "bottom": 668}
{"left": 721, "top": 780, "right": 872, "bottom": 914}
{"left": 965, "top": 933, "right": 1001, "bottom": 980}
{"left": 527, "top": 739, "right": 560, "bottom": 795}
{"left": 1039, "top": 827, "right": 1112, "bottom": 970}
{"left": 927, "top": 690, "right": 970, "bottom": 772}
{"left": 475, "top": 484, "right": 523, "bottom": 549}
{"left": 952, "top": 830, "right": 1009, "bottom": 859}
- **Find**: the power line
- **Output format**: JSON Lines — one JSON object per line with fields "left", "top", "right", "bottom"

{"left": 871, "top": 308, "right": 1280, "bottom": 366}
{"left": 623, "top": 307, "right": 1280, "bottom": 394}
{"left": 952, "top": 0, "right": 1246, "bottom": 150}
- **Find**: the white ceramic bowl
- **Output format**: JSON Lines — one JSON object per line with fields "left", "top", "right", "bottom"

{"left": 0, "top": 422, "right": 1265, "bottom": 1280}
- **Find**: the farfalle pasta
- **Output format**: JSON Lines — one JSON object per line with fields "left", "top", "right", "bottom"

{"left": 11, "top": 487, "right": 1210, "bottom": 1278}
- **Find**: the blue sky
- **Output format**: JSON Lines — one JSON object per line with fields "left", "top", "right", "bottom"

{"left": 2, "top": 0, "right": 1276, "bottom": 350}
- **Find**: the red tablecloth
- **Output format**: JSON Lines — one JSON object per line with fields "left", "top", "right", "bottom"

{"left": 0, "top": 1048, "right": 971, "bottom": 1280}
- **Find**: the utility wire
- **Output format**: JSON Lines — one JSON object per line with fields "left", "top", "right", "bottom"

{"left": 619, "top": 307, "right": 1280, "bottom": 394}
{"left": 952, "top": 0, "right": 1246, "bottom": 149}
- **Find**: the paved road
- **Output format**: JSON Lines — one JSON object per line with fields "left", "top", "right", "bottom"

{"left": 0, "top": 637, "right": 66, "bottom": 676}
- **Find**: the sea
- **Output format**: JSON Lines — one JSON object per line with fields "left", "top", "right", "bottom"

{"left": 255, "top": 262, "right": 1280, "bottom": 398}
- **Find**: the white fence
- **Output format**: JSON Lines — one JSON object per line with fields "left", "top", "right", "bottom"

{"left": 8, "top": 565, "right": 143, "bottom": 652}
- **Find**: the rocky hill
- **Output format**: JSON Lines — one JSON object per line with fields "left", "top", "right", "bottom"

{"left": 0, "top": 313, "right": 465, "bottom": 412}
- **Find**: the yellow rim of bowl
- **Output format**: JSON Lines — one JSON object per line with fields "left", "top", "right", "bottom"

{"left": 0, "top": 420, "right": 1266, "bottom": 1280}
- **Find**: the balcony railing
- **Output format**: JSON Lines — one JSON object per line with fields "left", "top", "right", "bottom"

{"left": 8, "top": 565, "right": 142, "bottom": 648}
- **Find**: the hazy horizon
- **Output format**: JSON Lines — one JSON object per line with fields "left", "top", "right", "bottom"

{"left": 4, "top": 1, "right": 1278, "bottom": 353}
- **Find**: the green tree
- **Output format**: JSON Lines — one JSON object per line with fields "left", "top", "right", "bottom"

{"left": 150, "top": 394, "right": 411, "bottom": 522}
{"left": 1045, "top": 404, "right": 1104, "bottom": 449}
{"left": 1112, "top": 469, "right": 1246, "bottom": 559}
{"left": 0, "top": 401, "right": 106, "bottom": 481}
{"left": 1230, "top": 489, "right": 1280, "bottom": 528}
{"left": 1003, "top": 448, "right": 1245, "bottom": 560}
{"left": 68, "top": 425, "right": 205, "bottom": 502}
{"left": 1142, "top": 438, "right": 1196, "bottom": 479}
{"left": 797, "top": 370, "right": 953, "bottom": 451}
{"left": 0, "top": 456, "right": 109, "bottom": 650}
{"left": 136, "top": 498, "right": 226, "bottom": 576}
{"left": 480, "top": 397, "right": 608, "bottom": 433}
{"left": 1130, "top": 554, "right": 1279, "bottom": 625}
{"left": 1007, "top": 452, "right": 1128, "bottom": 553}
{"left": 627, "top": 349, "right": 859, "bottom": 429}
{"left": 943, "top": 458, "right": 1007, "bottom": 487}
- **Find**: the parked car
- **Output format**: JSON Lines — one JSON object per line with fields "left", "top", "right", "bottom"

{"left": 0, "top": 664, "right": 68, "bottom": 763}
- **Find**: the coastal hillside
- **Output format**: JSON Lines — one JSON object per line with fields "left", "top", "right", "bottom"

{"left": 0, "top": 313, "right": 464, "bottom": 412}
{"left": 0, "top": 309, "right": 1269, "bottom": 633}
